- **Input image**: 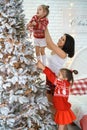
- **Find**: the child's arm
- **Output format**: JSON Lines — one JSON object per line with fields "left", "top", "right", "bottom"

{"left": 37, "top": 60, "right": 45, "bottom": 70}
{"left": 37, "top": 61, "right": 56, "bottom": 84}
{"left": 27, "top": 15, "right": 38, "bottom": 29}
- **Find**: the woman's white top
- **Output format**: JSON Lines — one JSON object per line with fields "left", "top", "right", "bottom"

{"left": 46, "top": 54, "right": 67, "bottom": 76}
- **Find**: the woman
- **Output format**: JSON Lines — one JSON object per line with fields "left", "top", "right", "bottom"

{"left": 45, "top": 28, "right": 74, "bottom": 59}
{"left": 45, "top": 28, "right": 75, "bottom": 120}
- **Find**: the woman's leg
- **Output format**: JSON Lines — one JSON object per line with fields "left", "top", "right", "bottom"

{"left": 46, "top": 93, "right": 56, "bottom": 119}
{"left": 46, "top": 93, "right": 53, "bottom": 103}
{"left": 46, "top": 78, "right": 56, "bottom": 117}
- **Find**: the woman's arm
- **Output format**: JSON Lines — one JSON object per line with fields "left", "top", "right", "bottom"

{"left": 45, "top": 28, "right": 67, "bottom": 58}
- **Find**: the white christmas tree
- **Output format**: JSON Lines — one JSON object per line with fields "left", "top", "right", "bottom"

{"left": 0, "top": 0, "right": 56, "bottom": 129}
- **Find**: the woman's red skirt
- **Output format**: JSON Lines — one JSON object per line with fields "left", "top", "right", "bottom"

{"left": 54, "top": 109, "right": 76, "bottom": 125}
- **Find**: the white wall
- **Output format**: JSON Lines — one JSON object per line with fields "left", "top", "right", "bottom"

{"left": 23, "top": 0, "right": 87, "bottom": 52}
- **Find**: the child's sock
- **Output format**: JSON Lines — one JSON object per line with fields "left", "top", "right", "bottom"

{"left": 42, "top": 55, "right": 46, "bottom": 65}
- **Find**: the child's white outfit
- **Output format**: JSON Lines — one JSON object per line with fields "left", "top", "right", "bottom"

{"left": 28, "top": 15, "right": 49, "bottom": 65}
{"left": 34, "top": 38, "right": 46, "bottom": 47}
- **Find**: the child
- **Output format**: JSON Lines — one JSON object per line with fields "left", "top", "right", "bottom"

{"left": 37, "top": 60, "right": 78, "bottom": 130}
{"left": 27, "top": 5, "right": 49, "bottom": 65}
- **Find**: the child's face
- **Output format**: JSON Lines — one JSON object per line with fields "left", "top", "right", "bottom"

{"left": 58, "top": 71, "right": 68, "bottom": 81}
{"left": 57, "top": 72, "right": 63, "bottom": 80}
{"left": 36, "top": 5, "right": 46, "bottom": 18}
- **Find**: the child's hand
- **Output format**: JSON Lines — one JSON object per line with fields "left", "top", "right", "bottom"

{"left": 26, "top": 24, "right": 29, "bottom": 30}
{"left": 27, "top": 22, "right": 33, "bottom": 29}
{"left": 36, "top": 60, "right": 45, "bottom": 70}
{"left": 32, "top": 21, "right": 37, "bottom": 26}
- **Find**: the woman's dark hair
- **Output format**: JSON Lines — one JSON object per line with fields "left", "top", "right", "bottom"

{"left": 62, "top": 34, "right": 75, "bottom": 58}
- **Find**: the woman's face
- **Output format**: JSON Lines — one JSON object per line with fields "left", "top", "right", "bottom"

{"left": 57, "top": 35, "right": 66, "bottom": 48}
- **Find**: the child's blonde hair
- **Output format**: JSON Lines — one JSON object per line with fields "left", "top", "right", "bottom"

{"left": 41, "top": 5, "right": 49, "bottom": 17}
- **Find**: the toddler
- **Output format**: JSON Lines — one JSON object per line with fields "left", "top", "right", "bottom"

{"left": 27, "top": 5, "right": 49, "bottom": 65}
